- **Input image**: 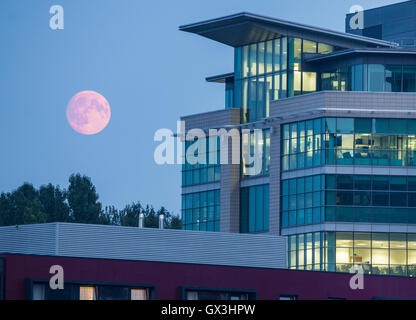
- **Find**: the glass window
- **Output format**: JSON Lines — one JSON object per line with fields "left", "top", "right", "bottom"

{"left": 288, "top": 71, "right": 302, "bottom": 97}
{"left": 351, "top": 64, "right": 364, "bottom": 91}
{"left": 257, "top": 42, "right": 265, "bottom": 75}
{"left": 373, "top": 176, "right": 389, "bottom": 190}
{"left": 325, "top": 118, "right": 336, "bottom": 133}
{"left": 336, "top": 175, "right": 353, "bottom": 190}
{"left": 273, "top": 39, "right": 280, "bottom": 72}
{"left": 303, "top": 40, "right": 317, "bottom": 53}
{"left": 367, "top": 64, "right": 385, "bottom": 92}
{"left": 390, "top": 176, "right": 407, "bottom": 191}
{"left": 355, "top": 118, "right": 372, "bottom": 133}
{"left": 336, "top": 232, "right": 353, "bottom": 248}
{"left": 80, "top": 286, "right": 97, "bottom": 300}
{"left": 131, "top": 289, "right": 148, "bottom": 300}
{"left": 303, "top": 72, "right": 317, "bottom": 93}
{"left": 372, "top": 233, "right": 389, "bottom": 249}
{"left": 249, "top": 44, "right": 257, "bottom": 77}
{"left": 403, "top": 65, "right": 416, "bottom": 92}
{"left": 354, "top": 175, "right": 371, "bottom": 190}
{"left": 289, "top": 38, "right": 302, "bottom": 69}
{"left": 390, "top": 119, "right": 407, "bottom": 134}
{"left": 372, "top": 191, "right": 389, "bottom": 206}
{"left": 318, "top": 43, "right": 333, "bottom": 54}
{"left": 234, "top": 47, "right": 242, "bottom": 80}
{"left": 242, "top": 46, "right": 249, "bottom": 78}
{"left": 281, "top": 37, "right": 288, "bottom": 71}
{"left": 385, "top": 65, "right": 402, "bottom": 92}
{"left": 336, "top": 118, "right": 354, "bottom": 133}
{"left": 373, "top": 118, "right": 389, "bottom": 134}
{"left": 354, "top": 233, "right": 371, "bottom": 248}
{"left": 99, "top": 286, "right": 130, "bottom": 300}
{"left": 33, "top": 283, "right": 45, "bottom": 300}
{"left": 390, "top": 233, "right": 406, "bottom": 249}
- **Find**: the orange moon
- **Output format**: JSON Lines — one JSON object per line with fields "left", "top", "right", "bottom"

{"left": 66, "top": 90, "right": 111, "bottom": 135}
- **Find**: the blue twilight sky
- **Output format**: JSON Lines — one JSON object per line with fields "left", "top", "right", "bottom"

{"left": 0, "top": 0, "right": 403, "bottom": 214}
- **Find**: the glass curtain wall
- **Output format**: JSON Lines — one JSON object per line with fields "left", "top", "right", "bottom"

{"left": 242, "top": 129, "right": 270, "bottom": 178}
{"left": 321, "top": 64, "right": 416, "bottom": 92}
{"left": 182, "top": 190, "right": 220, "bottom": 231}
{"left": 281, "top": 174, "right": 416, "bottom": 227}
{"left": 289, "top": 232, "right": 416, "bottom": 277}
{"left": 281, "top": 175, "right": 325, "bottom": 227}
{"left": 182, "top": 136, "right": 221, "bottom": 186}
{"left": 282, "top": 117, "right": 416, "bottom": 171}
{"left": 240, "top": 184, "right": 270, "bottom": 233}
{"left": 235, "top": 39, "right": 333, "bottom": 123}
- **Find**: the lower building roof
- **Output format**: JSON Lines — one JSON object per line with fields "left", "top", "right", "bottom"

{"left": 0, "top": 223, "right": 287, "bottom": 269}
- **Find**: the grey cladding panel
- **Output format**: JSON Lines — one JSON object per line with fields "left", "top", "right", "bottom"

{"left": 0, "top": 223, "right": 287, "bottom": 269}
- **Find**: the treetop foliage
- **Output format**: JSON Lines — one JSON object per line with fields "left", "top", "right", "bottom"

{"left": 0, "top": 173, "right": 181, "bottom": 229}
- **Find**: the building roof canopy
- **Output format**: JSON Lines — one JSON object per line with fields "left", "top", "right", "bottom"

{"left": 179, "top": 12, "right": 397, "bottom": 48}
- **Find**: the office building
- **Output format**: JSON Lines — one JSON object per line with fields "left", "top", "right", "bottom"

{"left": 180, "top": 1, "right": 416, "bottom": 277}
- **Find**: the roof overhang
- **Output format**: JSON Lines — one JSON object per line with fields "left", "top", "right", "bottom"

{"left": 179, "top": 12, "right": 397, "bottom": 49}
{"left": 304, "top": 48, "right": 416, "bottom": 63}
{"left": 206, "top": 72, "right": 234, "bottom": 83}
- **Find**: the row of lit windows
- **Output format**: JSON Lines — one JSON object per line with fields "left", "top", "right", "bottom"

{"left": 181, "top": 190, "right": 220, "bottom": 232}
{"left": 282, "top": 117, "right": 416, "bottom": 171}
{"left": 283, "top": 118, "right": 416, "bottom": 140}
{"left": 234, "top": 38, "right": 334, "bottom": 80}
{"left": 32, "top": 283, "right": 150, "bottom": 300}
{"left": 234, "top": 38, "right": 334, "bottom": 122}
{"left": 289, "top": 232, "right": 416, "bottom": 277}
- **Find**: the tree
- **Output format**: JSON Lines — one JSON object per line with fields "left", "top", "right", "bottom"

{"left": 144, "top": 205, "right": 158, "bottom": 228}
{"left": 67, "top": 174, "right": 102, "bottom": 224}
{"left": 39, "top": 184, "right": 70, "bottom": 222}
{"left": 0, "top": 174, "right": 181, "bottom": 229}
{"left": 99, "top": 205, "right": 119, "bottom": 225}
{"left": 0, "top": 192, "right": 14, "bottom": 226}
{"left": 0, "top": 183, "right": 47, "bottom": 225}
{"left": 118, "top": 202, "right": 142, "bottom": 227}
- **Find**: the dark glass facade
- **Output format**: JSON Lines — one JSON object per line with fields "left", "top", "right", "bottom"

{"left": 240, "top": 184, "right": 270, "bottom": 233}
{"left": 182, "top": 136, "right": 221, "bottom": 186}
{"left": 182, "top": 190, "right": 220, "bottom": 232}
{"left": 281, "top": 175, "right": 325, "bottom": 227}
{"left": 282, "top": 117, "right": 416, "bottom": 171}
{"left": 282, "top": 174, "right": 416, "bottom": 227}
{"left": 321, "top": 64, "right": 416, "bottom": 92}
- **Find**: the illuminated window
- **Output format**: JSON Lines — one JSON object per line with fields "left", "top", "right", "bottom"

{"left": 302, "top": 72, "right": 317, "bottom": 93}
{"left": 318, "top": 43, "right": 334, "bottom": 54}
{"left": 131, "top": 289, "right": 148, "bottom": 300}
{"left": 80, "top": 286, "right": 97, "bottom": 300}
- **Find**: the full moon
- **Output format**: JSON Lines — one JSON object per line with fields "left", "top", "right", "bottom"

{"left": 66, "top": 90, "right": 111, "bottom": 135}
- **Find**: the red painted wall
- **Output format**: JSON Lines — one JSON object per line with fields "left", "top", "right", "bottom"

{"left": 3, "top": 254, "right": 416, "bottom": 300}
